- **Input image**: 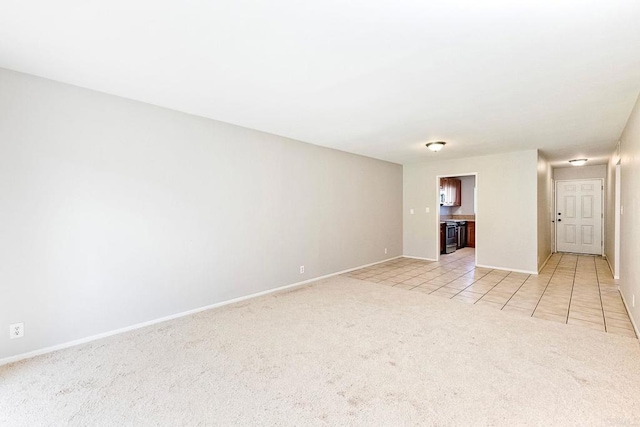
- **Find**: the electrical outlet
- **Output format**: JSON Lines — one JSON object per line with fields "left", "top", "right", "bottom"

{"left": 9, "top": 322, "right": 24, "bottom": 339}
{"left": 385, "top": 248, "right": 388, "bottom": 254}
{"left": 300, "top": 265, "right": 305, "bottom": 274}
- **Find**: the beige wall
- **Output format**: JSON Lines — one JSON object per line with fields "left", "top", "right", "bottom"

{"left": 0, "top": 69, "right": 403, "bottom": 360}
{"left": 404, "top": 150, "right": 539, "bottom": 273}
{"left": 553, "top": 164, "right": 606, "bottom": 181}
{"left": 618, "top": 93, "right": 640, "bottom": 331}
{"left": 537, "top": 152, "right": 552, "bottom": 270}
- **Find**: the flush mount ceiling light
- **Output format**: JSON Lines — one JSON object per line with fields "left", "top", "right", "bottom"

{"left": 426, "top": 141, "right": 446, "bottom": 152}
{"left": 568, "top": 159, "right": 588, "bottom": 166}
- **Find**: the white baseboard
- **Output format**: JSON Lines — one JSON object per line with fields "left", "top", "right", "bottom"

{"left": 538, "top": 252, "right": 553, "bottom": 274}
{"left": 475, "top": 264, "right": 538, "bottom": 275}
{"left": 619, "top": 288, "right": 639, "bottom": 341}
{"left": 0, "top": 255, "right": 402, "bottom": 367}
{"left": 605, "top": 256, "right": 620, "bottom": 280}
{"left": 402, "top": 255, "right": 437, "bottom": 261}
{"left": 404, "top": 255, "right": 537, "bottom": 275}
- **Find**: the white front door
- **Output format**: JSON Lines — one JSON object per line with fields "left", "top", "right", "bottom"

{"left": 556, "top": 179, "right": 603, "bottom": 255}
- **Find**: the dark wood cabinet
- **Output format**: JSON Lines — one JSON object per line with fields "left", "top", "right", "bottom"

{"left": 440, "top": 178, "right": 461, "bottom": 207}
{"left": 467, "top": 221, "right": 475, "bottom": 248}
{"left": 440, "top": 222, "right": 446, "bottom": 254}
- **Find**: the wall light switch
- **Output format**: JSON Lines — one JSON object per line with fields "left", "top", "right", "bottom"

{"left": 410, "top": 209, "right": 414, "bottom": 215}
{"left": 425, "top": 207, "right": 430, "bottom": 213}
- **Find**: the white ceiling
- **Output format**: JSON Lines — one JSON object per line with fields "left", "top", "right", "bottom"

{"left": 1, "top": 0, "right": 639, "bottom": 165}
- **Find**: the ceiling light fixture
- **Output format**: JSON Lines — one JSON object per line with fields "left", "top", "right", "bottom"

{"left": 426, "top": 141, "right": 446, "bottom": 152}
{"left": 568, "top": 159, "right": 588, "bottom": 166}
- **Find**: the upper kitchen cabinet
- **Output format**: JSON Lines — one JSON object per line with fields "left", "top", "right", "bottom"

{"left": 440, "top": 178, "right": 461, "bottom": 207}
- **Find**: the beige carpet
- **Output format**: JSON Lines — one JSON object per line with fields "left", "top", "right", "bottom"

{"left": 2, "top": 276, "right": 640, "bottom": 426}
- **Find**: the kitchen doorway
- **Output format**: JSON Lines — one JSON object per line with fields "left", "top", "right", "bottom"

{"left": 435, "top": 173, "right": 478, "bottom": 266}
{"left": 555, "top": 179, "right": 604, "bottom": 255}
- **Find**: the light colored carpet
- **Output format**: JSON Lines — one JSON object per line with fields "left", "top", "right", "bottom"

{"left": 2, "top": 276, "right": 640, "bottom": 426}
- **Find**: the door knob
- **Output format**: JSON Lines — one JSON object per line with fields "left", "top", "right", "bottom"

{"left": 558, "top": 219, "right": 562, "bottom": 222}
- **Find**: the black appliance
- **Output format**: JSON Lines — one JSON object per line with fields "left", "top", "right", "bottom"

{"left": 457, "top": 221, "right": 467, "bottom": 249}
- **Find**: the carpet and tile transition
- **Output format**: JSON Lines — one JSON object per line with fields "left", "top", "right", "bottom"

{"left": 2, "top": 276, "right": 640, "bottom": 426}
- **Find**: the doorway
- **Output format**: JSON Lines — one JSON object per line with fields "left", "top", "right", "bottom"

{"left": 555, "top": 179, "right": 604, "bottom": 255}
{"left": 435, "top": 173, "right": 478, "bottom": 265}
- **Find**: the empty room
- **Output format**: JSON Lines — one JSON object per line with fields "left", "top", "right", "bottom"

{"left": 2, "top": 1, "right": 640, "bottom": 425}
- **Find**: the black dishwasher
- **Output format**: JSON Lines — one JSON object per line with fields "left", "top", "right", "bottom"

{"left": 457, "top": 221, "right": 467, "bottom": 249}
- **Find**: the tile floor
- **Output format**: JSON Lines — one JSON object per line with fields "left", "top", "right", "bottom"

{"left": 346, "top": 248, "right": 637, "bottom": 339}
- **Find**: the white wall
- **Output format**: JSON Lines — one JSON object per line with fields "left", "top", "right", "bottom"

{"left": 553, "top": 164, "right": 606, "bottom": 181}
{"left": 0, "top": 68, "right": 403, "bottom": 359}
{"left": 537, "top": 152, "right": 552, "bottom": 270}
{"left": 404, "top": 150, "right": 539, "bottom": 273}
{"left": 618, "top": 93, "right": 640, "bottom": 330}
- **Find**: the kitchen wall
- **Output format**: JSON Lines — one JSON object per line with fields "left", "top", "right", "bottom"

{"left": 617, "top": 92, "right": 640, "bottom": 332}
{"left": 450, "top": 175, "right": 476, "bottom": 216}
{"left": 0, "top": 68, "right": 403, "bottom": 360}
{"left": 404, "top": 150, "right": 539, "bottom": 273}
{"left": 553, "top": 164, "right": 606, "bottom": 181}
{"left": 537, "top": 153, "right": 552, "bottom": 270}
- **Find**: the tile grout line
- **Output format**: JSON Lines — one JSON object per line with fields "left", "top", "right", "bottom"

{"left": 565, "top": 256, "right": 579, "bottom": 324}
{"left": 531, "top": 254, "right": 564, "bottom": 318}
{"left": 426, "top": 264, "right": 488, "bottom": 293}
{"left": 473, "top": 272, "right": 514, "bottom": 304}
{"left": 395, "top": 254, "right": 477, "bottom": 289}
{"left": 447, "top": 270, "right": 496, "bottom": 297}
{"left": 420, "top": 257, "right": 477, "bottom": 289}
{"left": 499, "top": 274, "right": 531, "bottom": 310}
{"left": 363, "top": 251, "right": 475, "bottom": 287}
{"left": 440, "top": 267, "right": 496, "bottom": 299}
{"left": 386, "top": 253, "right": 475, "bottom": 283}
{"left": 402, "top": 260, "right": 477, "bottom": 291}
{"left": 593, "top": 256, "right": 608, "bottom": 333}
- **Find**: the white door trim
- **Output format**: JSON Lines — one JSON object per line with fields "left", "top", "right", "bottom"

{"left": 614, "top": 163, "right": 621, "bottom": 278}
{"left": 551, "top": 179, "right": 556, "bottom": 253}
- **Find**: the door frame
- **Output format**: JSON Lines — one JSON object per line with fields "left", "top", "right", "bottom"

{"left": 435, "top": 172, "right": 478, "bottom": 266}
{"left": 554, "top": 178, "right": 604, "bottom": 256}
{"left": 551, "top": 179, "right": 557, "bottom": 253}
{"left": 613, "top": 162, "right": 621, "bottom": 278}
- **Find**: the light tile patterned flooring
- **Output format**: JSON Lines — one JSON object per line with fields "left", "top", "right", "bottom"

{"left": 346, "top": 248, "right": 637, "bottom": 339}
